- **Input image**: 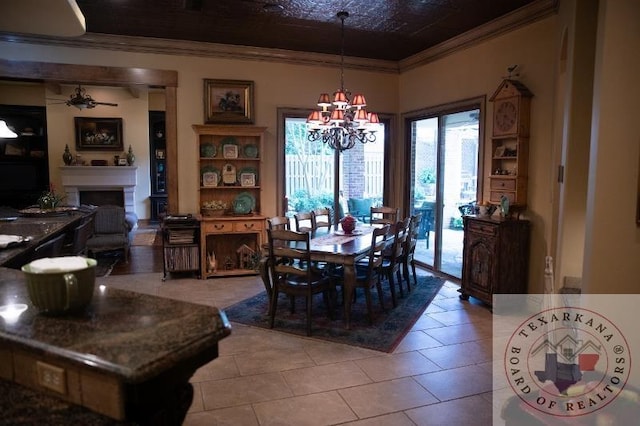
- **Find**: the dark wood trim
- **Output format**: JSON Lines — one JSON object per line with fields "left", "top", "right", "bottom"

{"left": 0, "top": 59, "right": 179, "bottom": 215}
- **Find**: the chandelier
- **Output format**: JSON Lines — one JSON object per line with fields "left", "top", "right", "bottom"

{"left": 307, "top": 11, "right": 379, "bottom": 152}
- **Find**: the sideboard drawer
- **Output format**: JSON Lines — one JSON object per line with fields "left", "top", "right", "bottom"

{"left": 233, "top": 220, "right": 263, "bottom": 233}
{"left": 490, "top": 178, "right": 516, "bottom": 191}
{"left": 466, "top": 220, "right": 497, "bottom": 236}
{"left": 202, "top": 221, "right": 233, "bottom": 233}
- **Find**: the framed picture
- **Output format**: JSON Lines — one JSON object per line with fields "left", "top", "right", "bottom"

{"left": 202, "top": 172, "right": 219, "bottom": 187}
{"left": 118, "top": 158, "right": 128, "bottom": 166}
{"left": 240, "top": 173, "right": 256, "bottom": 187}
{"left": 204, "top": 79, "right": 254, "bottom": 124}
{"left": 493, "top": 146, "right": 506, "bottom": 158}
{"left": 223, "top": 144, "right": 238, "bottom": 159}
{"left": 155, "top": 149, "right": 165, "bottom": 159}
{"left": 75, "top": 117, "right": 123, "bottom": 151}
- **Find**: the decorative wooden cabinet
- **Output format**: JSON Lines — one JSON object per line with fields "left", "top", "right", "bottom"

{"left": 459, "top": 215, "right": 530, "bottom": 306}
{"left": 488, "top": 79, "right": 533, "bottom": 208}
{"left": 162, "top": 215, "right": 201, "bottom": 280}
{"left": 193, "top": 124, "right": 267, "bottom": 278}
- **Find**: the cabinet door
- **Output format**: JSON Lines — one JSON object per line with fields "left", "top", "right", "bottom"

{"left": 463, "top": 231, "right": 495, "bottom": 298}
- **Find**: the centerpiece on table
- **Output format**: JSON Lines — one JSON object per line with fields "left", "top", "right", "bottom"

{"left": 37, "top": 184, "right": 66, "bottom": 210}
{"left": 201, "top": 200, "right": 227, "bottom": 217}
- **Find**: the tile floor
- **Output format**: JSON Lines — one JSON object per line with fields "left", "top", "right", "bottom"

{"left": 101, "top": 266, "right": 496, "bottom": 426}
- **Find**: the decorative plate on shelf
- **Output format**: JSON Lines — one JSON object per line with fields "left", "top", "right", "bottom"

{"left": 243, "top": 144, "right": 258, "bottom": 158}
{"left": 233, "top": 192, "right": 256, "bottom": 214}
{"left": 200, "top": 143, "right": 217, "bottom": 158}
{"left": 237, "top": 167, "right": 258, "bottom": 184}
{"left": 221, "top": 137, "right": 239, "bottom": 159}
{"left": 200, "top": 165, "right": 220, "bottom": 187}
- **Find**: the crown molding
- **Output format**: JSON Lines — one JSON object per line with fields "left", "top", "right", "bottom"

{"left": 399, "top": 0, "right": 558, "bottom": 72}
{"left": 0, "top": 0, "right": 556, "bottom": 76}
{"left": 0, "top": 31, "right": 399, "bottom": 75}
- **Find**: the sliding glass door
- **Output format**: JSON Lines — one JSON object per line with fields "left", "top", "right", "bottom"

{"left": 407, "top": 103, "right": 481, "bottom": 279}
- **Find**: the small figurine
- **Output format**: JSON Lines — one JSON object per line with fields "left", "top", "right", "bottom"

{"left": 207, "top": 251, "right": 217, "bottom": 273}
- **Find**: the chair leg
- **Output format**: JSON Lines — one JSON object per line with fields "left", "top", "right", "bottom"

{"left": 269, "top": 288, "right": 279, "bottom": 329}
{"left": 375, "top": 277, "right": 385, "bottom": 312}
{"left": 306, "top": 294, "right": 313, "bottom": 336}
{"left": 364, "top": 287, "right": 374, "bottom": 325}
{"left": 386, "top": 271, "right": 397, "bottom": 308}
{"left": 411, "top": 260, "right": 418, "bottom": 287}
{"left": 396, "top": 269, "right": 405, "bottom": 295}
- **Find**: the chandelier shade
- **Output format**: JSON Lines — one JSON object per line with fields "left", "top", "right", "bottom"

{"left": 0, "top": 120, "right": 18, "bottom": 138}
{"left": 307, "top": 11, "right": 378, "bottom": 152}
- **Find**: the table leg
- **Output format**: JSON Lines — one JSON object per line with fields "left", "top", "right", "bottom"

{"left": 343, "top": 263, "right": 356, "bottom": 329}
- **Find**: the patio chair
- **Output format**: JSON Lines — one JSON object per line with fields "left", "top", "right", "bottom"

{"left": 86, "top": 205, "right": 130, "bottom": 263}
{"left": 267, "top": 228, "right": 335, "bottom": 336}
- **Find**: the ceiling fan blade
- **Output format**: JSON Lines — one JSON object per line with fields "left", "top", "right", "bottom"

{"left": 93, "top": 101, "right": 118, "bottom": 107}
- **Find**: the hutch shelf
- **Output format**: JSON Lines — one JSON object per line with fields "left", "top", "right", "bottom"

{"left": 193, "top": 124, "right": 267, "bottom": 279}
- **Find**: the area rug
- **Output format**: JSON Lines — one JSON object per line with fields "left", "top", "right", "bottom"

{"left": 224, "top": 275, "right": 445, "bottom": 353}
{"left": 132, "top": 229, "right": 161, "bottom": 246}
{"left": 95, "top": 254, "right": 120, "bottom": 277}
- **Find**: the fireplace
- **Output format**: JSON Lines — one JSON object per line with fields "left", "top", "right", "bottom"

{"left": 59, "top": 166, "right": 137, "bottom": 215}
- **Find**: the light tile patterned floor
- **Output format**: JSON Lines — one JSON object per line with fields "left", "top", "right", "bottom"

{"left": 100, "top": 269, "right": 495, "bottom": 426}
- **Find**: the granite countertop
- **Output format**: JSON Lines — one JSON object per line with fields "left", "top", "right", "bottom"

{"left": 0, "top": 210, "right": 87, "bottom": 267}
{"left": 0, "top": 267, "right": 231, "bottom": 383}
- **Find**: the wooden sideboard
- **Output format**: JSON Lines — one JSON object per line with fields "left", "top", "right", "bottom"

{"left": 459, "top": 215, "right": 530, "bottom": 306}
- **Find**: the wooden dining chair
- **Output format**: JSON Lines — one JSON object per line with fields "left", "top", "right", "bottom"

{"left": 311, "top": 207, "right": 332, "bottom": 231}
{"left": 402, "top": 213, "right": 423, "bottom": 288}
{"left": 32, "top": 233, "right": 66, "bottom": 260}
{"left": 378, "top": 217, "right": 411, "bottom": 307}
{"left": 370, "top": 206, "right": 399, "bottom": 226}
{"left": 294, "top": 211, "right": 314, "bottom": 232}
{"left": 63, "top": 214, "right": 95, "bottom": 256}
{"left": 267, "top": 228, "right": 335, "bottom": 336}
{"left": 267, "top": 216, "right": 290, "bottom": 230}
{"left": 331, "top": 224, "right": 389, "bottom": 325}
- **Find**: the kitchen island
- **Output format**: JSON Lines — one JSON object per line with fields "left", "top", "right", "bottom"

{"left": 0, "top": 207, "right": 88, "bottom": 268}
{"left": 0, "top": 267, "right": 231, "bottom": 425}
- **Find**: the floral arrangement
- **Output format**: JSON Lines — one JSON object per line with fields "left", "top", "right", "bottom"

{"left": 202, "top": 200, "right": 227, "bottom": 216}
{"left": 37, "top": 184, "right": 65, "bottom": 210}
{"left": 202, "top": 200, "right": 227, "bottom": 210}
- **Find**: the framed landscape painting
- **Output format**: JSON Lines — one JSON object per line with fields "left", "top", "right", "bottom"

{"left": 204, "top": 79, "right": 254, "bottom": 124}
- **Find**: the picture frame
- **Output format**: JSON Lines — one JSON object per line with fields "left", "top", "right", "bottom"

{"left": 202, "top": 172, "right": 219, "bottom": 187}
{"left": 240, "top": 173, "right": 256, "bottom": 187}
{"left": 75, "top": 117, "right": 123, "bottom": 151}
{"left": 494, "top": 146, "right": 506, "bottom": 158}
{"left": 223, "top": 144, "right": 238, "bottom": 159}
{"left": 204, "top": 79, "right": 254, "bottom": 124}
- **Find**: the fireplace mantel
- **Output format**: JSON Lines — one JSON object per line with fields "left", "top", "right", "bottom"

{"left": 60, "top": 166, "right": 138, "bottom": 215}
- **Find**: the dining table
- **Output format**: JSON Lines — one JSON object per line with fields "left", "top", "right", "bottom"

{"left": 261, "top": 224, "right": 386, "bottom": 329}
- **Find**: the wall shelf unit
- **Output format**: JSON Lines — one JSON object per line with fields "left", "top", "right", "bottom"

{"left": 193, "top": 124, "right": 267, "bottom": 279}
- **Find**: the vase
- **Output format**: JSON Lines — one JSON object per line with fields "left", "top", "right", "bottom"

{"left": 340, "top": 214, "right": 356, "bottom": 233}
{"left": 62, "top": 144, "right": 73, "bottom": 165}
{"left": 126, "top": 145, "right": 135, "bottom": 165}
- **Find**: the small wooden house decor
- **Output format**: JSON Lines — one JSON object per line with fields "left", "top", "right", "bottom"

{"left": 236, "top": 244, "right": 256, "bottom": 270}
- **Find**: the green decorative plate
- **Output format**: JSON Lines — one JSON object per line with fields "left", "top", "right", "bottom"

{"left": 243, "top": 144, "right": 258, "bottom": 158}
{"left": 233, "top": 192, "right": 256, "bottom": 214}
{"left": 200, "top": 143, "right": 217, "bottom": 158}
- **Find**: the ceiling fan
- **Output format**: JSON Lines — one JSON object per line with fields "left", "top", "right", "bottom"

{"left": 50, "top": 85, "right": 118, "bottom": 110}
